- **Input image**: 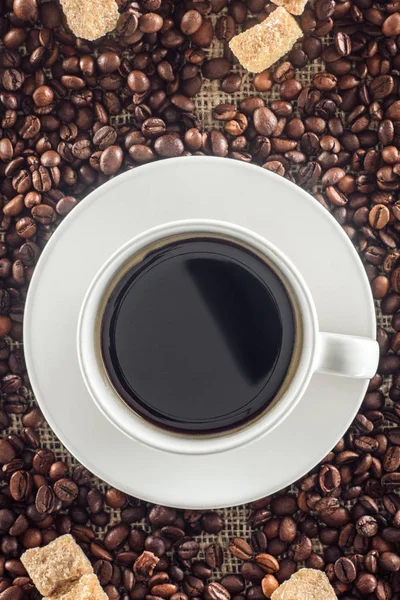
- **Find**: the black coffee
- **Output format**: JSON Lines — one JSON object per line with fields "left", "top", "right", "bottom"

{"left": 101, "top": 237, "right": 295, "bottom": 434}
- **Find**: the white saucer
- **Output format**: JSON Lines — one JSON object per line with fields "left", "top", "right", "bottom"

{"left": 24, "top": 157, "right": 376, "bottom": 509}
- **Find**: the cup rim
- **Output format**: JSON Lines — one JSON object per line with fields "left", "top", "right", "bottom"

{"left": 77, "top": 219, "right": 319, "bottom": 455}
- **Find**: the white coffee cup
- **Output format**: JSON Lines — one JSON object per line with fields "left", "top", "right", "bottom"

{"left": 77, "top": 219, "right": 379, "bottom": 455}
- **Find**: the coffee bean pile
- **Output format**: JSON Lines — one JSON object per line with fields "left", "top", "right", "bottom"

{"left": 1, "top": 0, "right": 400, "bottom": 597}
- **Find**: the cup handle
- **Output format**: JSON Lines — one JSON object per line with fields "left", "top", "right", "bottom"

{"left": 316, "top": 332, "right": 379, "bottom": 379}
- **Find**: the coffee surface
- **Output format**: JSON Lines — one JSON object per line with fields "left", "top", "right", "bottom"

{"left": 101, "top": 237, "right": 295, "bottom": 433}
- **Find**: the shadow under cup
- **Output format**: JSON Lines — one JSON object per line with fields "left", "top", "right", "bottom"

{"left": 97, "top": 231, "right": 304, "bottom": 439}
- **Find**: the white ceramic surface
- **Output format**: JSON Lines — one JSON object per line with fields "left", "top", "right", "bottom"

{"left": 24, "top": 157, "right": 377, "bottom": 508}
{"left": 78, "top": 219, "right": 378, "bottom": 456}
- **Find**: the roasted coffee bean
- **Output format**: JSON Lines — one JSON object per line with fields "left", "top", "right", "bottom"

{"left": 220, "top": 575, "right": 244, "bottom": 595}
{"left": 215, "top": 15, "right": 235, "bottom": 41}
{"left": 204, "top": 582, "right": 230, "bottom": 600}
{"left": 93, "top": 126, "right": 117, "bottom": 149}
{"left": 31, "top": 204, "right": 56, "bottom": 225}
{"left": 255, "top": 553, "right": 279, "bottom": 573}
{"left": 297, "top": 162, "right": 321, "bottom": 188}
{"left": 154, "top": 135, "right": 184, "bottom": 158}
{"left": 202, "top": 58, "right": 230, "bottom": 80}
{"left": 229, "top": 538, "right": 253, "bottom": 560}
{"left": 279, "top": 517, "right": 297, "bottom": 543}
{"left": 253, "top": 71, "right": 273, "bottom": 93}
{"left": 380, "top": 355, "right": 400, "bottom": 374}
{"left": 2, "top": 69, "right": 24, "bottom": 92}
{"left": 97, "top": 52, "right": 121, "bottom": 74}
{"left": 1, "top": 374, "right": 22, "bottom": 394}
{"left": 20, "top": 428, "right": 39, "bottom": 449}
{"left": 22, "top": 527, "right": 42, "bottom": 548}
{"left": 33, "top": 85, "right": 54, "bottom": 107}
{"left": 184, "top": 560, "right": 206, "bottom": 581}
{"left": 250, "top": 531, "right": 267, "bottom": 554}
{"left": 270, "top": 495, "right": 297, "bottom": 516}
{"left": 5, "top": 393, "right": 27, "bottom": 417}
{"left": 177, "top": 539, "right": 199, "bottom": 560}
{"left": 141, "top": 119, "right": 166, "bottom": 139}
{"left": 7, "top": 354, "right": 25, "bottom": 378}
{"left": 241, "top": 562, "right": 266, "bottom": 583}
{"left": 263, "top": 536, "right": 287, "bottom": 556}
{"left": 213, "top": 104, "right": 237, "bottom": 121}
{"left": 54, "top": 195, "right": 76, "bottom": 216}
{"left": 122, "top": 568, "right": 135, "bottom": 591}
{"left": 253, "top": 107, "right": 277, "bottom": 136}
{"left": 334, "top": 32, "right": 351, "bottom": 56}
{"left": 382, "top": 13, "right": 400, "bottom": 36}
{"left": 9, "top": 514, "right": 28, "bottom": 538}
{"left": 382, "top": 446, "right": 400, "bottom": 472}
{"left": 205, "top": 543, "right": 223, "bottom": 568}
{"left": 13, "top": 0, "right": 38, "bottom": 22}
{"left": 87, "top": 489, "right": 104, "bottom": 514}
{"left": 369, "top": 205, "right": 390, "bottom": 229}
{"left": 53, "top": 478, "right": 78, "bottom": 502}
{"left": 128, "top": 71, "right": 150, "bottom": 93}
{"left": 9, "top": 471, "right": 32, "bottom": 502}
{"left": 152, "top": 583, "right": 178, "bottom": 597}
{"left": 313, "top": 72, "right": 337, "bottom": 92}
{"left": 0, "top": 509, "right": 16, "bottom": 533}
{"left": 181, "top": 10, "right": 203, "bottom": 35}
{"left": 145, "top": 534, "right": 166, "bottom": 557}
{"left": 129, "top": 143, "right": 155, "bottom": 163}
{"left": 105, "top": 488, "right": 127, "bottom": 509}
{"left": 183, "top": 575, "right": 204, "bottom": 597}
{"left": 32, "top": 449, "right": 54, "bottom": 474}
{"left": 94, "top": 559, "right": 113, "bottom": 585}
{"left": 379, "top": 551, "right": 400, "bottom": 572}
{"left": 356, "top": 572, "right": 377, "bottom": 595}
{"left": 221, "top": 74, "right": 242, "bottom": 93}
{"left": 35, "top": 485, "right": 55, "bottom": 514}
{"left": 0, "top": 139, "right": 14, "bottom": 163}
{"left": 105, "top": 524, "right": 130, "bottom": 550}
{"left": 305, "top": 553, "right": 325, "bottom": 570}
{"left": 274, "top": 558, "right": 296, "bottom": 584}
{"left": 99, "top": 146, "right": 124, "bottom": 175}
{"left": 382, "top": 473, "right": 400, "bottom": 492}
{"left": 356, "top": 515, "right": 379, "bottom": 537}
{"left": 91, "top": 543, "right": 113, "bottom": 561}
{"left": 288, "top": 535, "right": 312, "bottom": 561}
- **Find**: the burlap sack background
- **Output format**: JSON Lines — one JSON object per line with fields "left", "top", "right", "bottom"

{"left": 3, "top": 19, "right": 392, "bottom": 573}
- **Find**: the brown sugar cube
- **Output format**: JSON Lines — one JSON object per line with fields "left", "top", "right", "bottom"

{"left": 45, "top": 575, "right": 108, "bottom": 600}
{"left": 229, "top": 7, "right": 303, "bottom": 73}
{"left": 271, "top": 568, "right": 337, "bottom": 600}
{"left": 21, "top": 534, "right": 93, "bottom": 596}
{"left": 59, "top": 0, "right": 119, "bottom": 40}
{"left": 271, "top": 0, "right": 308, "bottom": 16}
